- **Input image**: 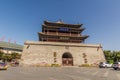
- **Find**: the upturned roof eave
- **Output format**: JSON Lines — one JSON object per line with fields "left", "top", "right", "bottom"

{"left": 44, "top": 20, "right": 83, "bottom": 27}
{"left": 0, "top": 41, "right": 23, "bottom": 50}
{"left": 38, "top": 32, "right": 89, "bottom": 39}
{"left": 42, "top": 24, "right": 85, "bottom": 31}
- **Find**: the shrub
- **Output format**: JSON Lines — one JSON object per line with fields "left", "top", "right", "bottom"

{"left": 51, "top": 64, "right": 61, "bottom": 67}
{"left": 79, "top": 64, "right": 91, "bottom": 67}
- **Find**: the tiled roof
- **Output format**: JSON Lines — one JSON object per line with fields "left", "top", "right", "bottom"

{"left": 0, "top": 41, "right": 23, "bottom": 50}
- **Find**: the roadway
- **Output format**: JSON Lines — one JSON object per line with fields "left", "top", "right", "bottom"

{"left": 0, "top": 67, "right": 120, "bottom": 80}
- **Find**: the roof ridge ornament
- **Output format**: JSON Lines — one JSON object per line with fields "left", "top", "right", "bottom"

{"left": 57, "top": 19, "right": 64, "bottom": 24}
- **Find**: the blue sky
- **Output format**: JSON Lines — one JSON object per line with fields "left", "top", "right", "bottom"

{"left": 0, "top": 0, "right": 120, "bottom": 51}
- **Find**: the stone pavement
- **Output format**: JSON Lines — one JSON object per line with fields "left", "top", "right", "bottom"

{"left": 0, "top": 67, "right": 120, "bottom": 80}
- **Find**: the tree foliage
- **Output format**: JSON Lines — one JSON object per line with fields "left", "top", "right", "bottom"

{"left": 104, "top": 50, "right": 120, "bottom": 63}
{"left": 0, "top": 51, "right": 4, "bottom": 60}
{"left": 11, "top": 53, "right": 20, "bottom": 59}
{"left": 0, "top": 52, "right": 21, "bottom": 62}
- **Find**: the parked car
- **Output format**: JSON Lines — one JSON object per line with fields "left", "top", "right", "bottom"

{"left": 112, "top": 62, "right": 120, "bottom": 70}
{"left": 99, "top": 62, "right": 112, "bottom": 68}
{"left": 0, "top": 62, "right": 8, "bottom": 70}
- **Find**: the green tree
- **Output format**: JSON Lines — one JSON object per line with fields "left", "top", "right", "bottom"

{"left": 11, "top": 53, "right": 21, "bottom": 59}
{"left": 114, "top": 51, "right": 120, "bottom": 62}
{"left": 104, "top": 50, "right": 111, "bottom": 61}
{"left": 104, "top": 50, "right": 120, "bottom": 63}
{"left": 0, "top": 51, "right": 4, "bottom": 60}
{"left": 2, "top": 54, "right": 12, "bottom": 62}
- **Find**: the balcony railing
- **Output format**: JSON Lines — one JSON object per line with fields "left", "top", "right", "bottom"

{"left": 45, "top": 32, "right": 81, "bottom": 37}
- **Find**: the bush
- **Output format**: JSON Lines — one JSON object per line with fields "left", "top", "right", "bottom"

{"left": 51, "top": 64, "right": 61, "bottom": 67}
{"left": 79, "top": 64, "right": 91, "bottom": 67}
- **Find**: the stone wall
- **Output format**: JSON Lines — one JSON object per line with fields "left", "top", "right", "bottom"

{"left": 20, "top": 41, "right": 105, "bottom": 67}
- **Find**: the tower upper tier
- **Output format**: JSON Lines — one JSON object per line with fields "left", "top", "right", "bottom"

{"left": 38, "top": 20, "right": 89, "bottom": 43}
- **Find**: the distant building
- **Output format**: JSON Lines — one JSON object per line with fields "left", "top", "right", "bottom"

{"left": 21, "top": 20, "right": 105, "bottom": 67}
{"left": 0, "top": 41, "right": 23, "bottom": 54}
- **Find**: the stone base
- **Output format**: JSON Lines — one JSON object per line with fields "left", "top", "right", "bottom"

{"left": 20, "top": 41, "right": 106, "bottom": 67}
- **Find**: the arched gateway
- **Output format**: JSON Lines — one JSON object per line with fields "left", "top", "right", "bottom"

{"left": 62, "top": 52, "right": 73, "bottom": 66}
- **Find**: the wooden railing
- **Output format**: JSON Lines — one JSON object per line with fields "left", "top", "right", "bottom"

{"left": 45, "top": 32, "right": 81, "bottom": 37}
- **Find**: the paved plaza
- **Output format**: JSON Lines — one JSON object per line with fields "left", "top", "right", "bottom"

{"left": 0, "top": 67, "right": 120, "bottom": 80}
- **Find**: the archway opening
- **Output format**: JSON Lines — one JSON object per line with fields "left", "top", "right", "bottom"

{"left": 62, "top": 52, "right": 73, "bottom": 66}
